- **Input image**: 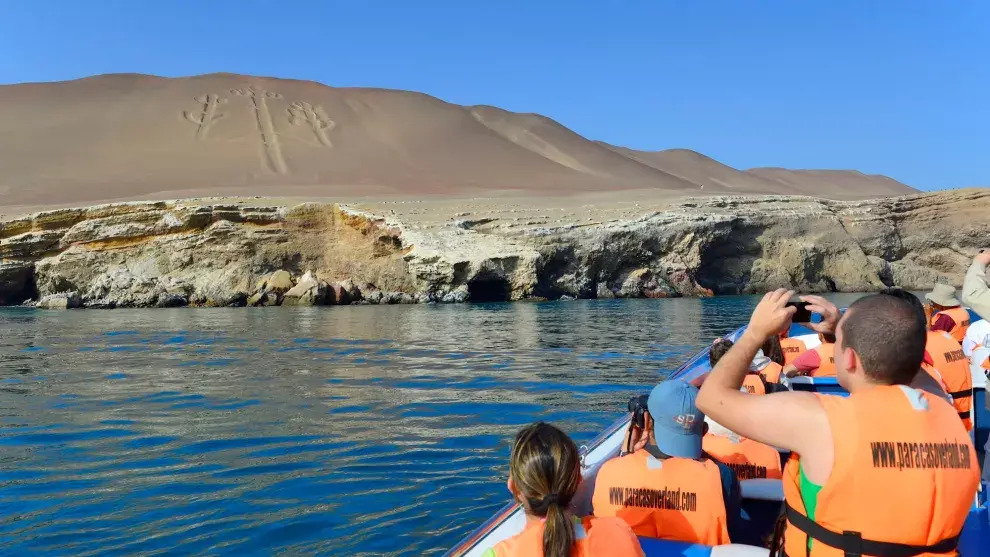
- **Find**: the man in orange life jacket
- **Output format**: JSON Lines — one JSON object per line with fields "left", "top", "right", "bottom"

{"left": 697, "top": 291, "right": 979, "bottom": 557}
{"left": 925, "top": 284, "right": 971, "bottom": 343}
{"left": 592, "top": 380, "right": 747, "bottom": 545}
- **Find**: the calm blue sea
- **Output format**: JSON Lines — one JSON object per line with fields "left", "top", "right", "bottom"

{"left": 0, "top": 296, "right": 868, "bottom": 556}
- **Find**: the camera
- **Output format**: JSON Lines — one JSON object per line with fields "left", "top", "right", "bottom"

{"left": 628, "top": 394, "right": 649, "bottom": 428}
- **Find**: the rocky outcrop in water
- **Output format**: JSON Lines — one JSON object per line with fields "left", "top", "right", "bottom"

{"left": 1, "top": 189, "right": 986, "bottom": 308}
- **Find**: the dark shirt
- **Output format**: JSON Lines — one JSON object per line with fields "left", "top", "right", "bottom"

{"left": 707, "top": 455, "right": 746, "bottom": 543}
{"left": 931, "top": 313, "right": 957, "bottom": 334}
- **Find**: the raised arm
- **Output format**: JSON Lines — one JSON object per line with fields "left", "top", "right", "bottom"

{"left": 696, "top": 290, "right": 832, "bottom": 456}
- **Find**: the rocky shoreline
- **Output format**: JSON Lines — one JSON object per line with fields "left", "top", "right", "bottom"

{"left": 1, "top": 189, "right": 987, "bottom": 309}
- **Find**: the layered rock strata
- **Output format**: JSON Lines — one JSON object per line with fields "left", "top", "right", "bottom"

{"left": 1, "top": 189, "right": 986, "bottom": 308}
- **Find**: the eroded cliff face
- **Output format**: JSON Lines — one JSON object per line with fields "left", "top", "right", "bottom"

{"left": 0, "top": 189, "right": 986, "bottom": 308}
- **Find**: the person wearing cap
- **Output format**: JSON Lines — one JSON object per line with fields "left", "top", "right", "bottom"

{"left": 697, "top": 290, "right": 978, "bottom": 557}
{"left": 591, "top": 380, "right": 744, "bottom": 545}
{"left": 925, "top": 283, "right": 971, "bottom": 343}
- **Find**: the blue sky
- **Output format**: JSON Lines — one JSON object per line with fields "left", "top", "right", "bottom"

{"left": 1, "top": 0, "right": 986, "bottom": 190}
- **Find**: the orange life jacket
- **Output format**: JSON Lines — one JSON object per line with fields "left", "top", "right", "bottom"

{"left": 742, "top": 374, "right": 767, "bottom": 395}
{"left": 920, "top": 363, "right": 951, "bottom": 397}
{"left": 703, "top": 433, "right": 782, "bottom": 480}
{"left": 762, "top": 362, "right": 784, "bottom": 383}
{"left": 592, "top": 449, "right": 729, "bottom": 545}
{"left": 930, "top": 307, "right": 971, "bottom": 344}
{"left": 487, "top": 515, "right": 644, "bottom": 557}
{"left": 810, "top": 343, "right": 836, "bottom": 377}
{"left": 925, "top": 331, "right": 973, "bottom": 431}
{"left": 781, "top": 386, "right": 979, "bottom": 557}
{"left": 780, "top": 337, "right": 808, "bottom": 365}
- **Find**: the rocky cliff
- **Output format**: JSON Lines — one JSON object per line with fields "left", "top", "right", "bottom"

{"left": 1, "top": 189, "right": 986, "bottom": 309}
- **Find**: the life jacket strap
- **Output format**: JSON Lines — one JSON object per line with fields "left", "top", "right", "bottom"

{"left": 785, "top": 503, "right": 960, "bottom": 557}
{"left": 946, "top": 389, "right": 972, "bottom": 399}
{"left": 957, "top": 410, "right": 971, "bottom": 420}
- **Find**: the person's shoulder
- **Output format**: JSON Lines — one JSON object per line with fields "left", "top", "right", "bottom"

{"left": 600, "top": 450, "right": 641, "bottom": 472}
{"left": 584, "top": 516, "right": 644, "bottom": 554}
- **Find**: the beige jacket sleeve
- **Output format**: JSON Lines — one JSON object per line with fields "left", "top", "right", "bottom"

{"left": 962, "top": 260, "right": 990, "bottom": 320}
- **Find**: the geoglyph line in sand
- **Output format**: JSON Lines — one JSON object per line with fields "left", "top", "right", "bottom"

{"left": 183, "top": 94, "right": 227, "bottom": 140}
{"left": 231, "top": 87, "right": 289, "bottom": 175}
{"left": 288, "top": 101, "right": 335, "bottom": 147}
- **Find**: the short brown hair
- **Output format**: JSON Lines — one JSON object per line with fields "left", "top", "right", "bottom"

{"left": 709, "top": 338, "right": 733, "bottom": 367}
{"left": 841, "top": 294, "right": 926, "bottom": 385}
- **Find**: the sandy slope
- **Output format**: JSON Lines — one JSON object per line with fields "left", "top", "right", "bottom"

{"left": 0, "top": 73, "right": 917, "bottom": 211}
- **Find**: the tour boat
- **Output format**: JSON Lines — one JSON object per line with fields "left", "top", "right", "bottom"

{"left": 445, "top": 317, "right": 990, "bottom": 556}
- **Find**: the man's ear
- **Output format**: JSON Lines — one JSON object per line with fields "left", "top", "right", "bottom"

{"left": 507, "top": 477, "right": 515, "bottom": 499}
{"left": 839, "top": 347, "right": 859, "bottom": 375}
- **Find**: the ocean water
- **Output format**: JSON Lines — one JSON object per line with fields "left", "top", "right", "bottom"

{"left": 0, "top": 296, "right": 867, "bottom": 556}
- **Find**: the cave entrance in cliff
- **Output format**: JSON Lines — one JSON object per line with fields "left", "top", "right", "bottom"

{"left": 468, "top": 277, "right": 511, "bottom": 303}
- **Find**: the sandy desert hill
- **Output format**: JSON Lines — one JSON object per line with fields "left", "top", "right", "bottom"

{"left": 0, "top": 73, "right": 917, "bottom": 209}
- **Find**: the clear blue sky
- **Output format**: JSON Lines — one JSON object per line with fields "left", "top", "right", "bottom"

{"left": 1, "top": 1, "right": 987, "bottom": 190}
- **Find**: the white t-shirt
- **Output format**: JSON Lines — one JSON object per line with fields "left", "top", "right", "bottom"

{"left": 962, "top": 319, "right": 990, "bottom": 357}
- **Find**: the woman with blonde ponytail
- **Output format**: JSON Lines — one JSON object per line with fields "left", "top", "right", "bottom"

{"left": 484, "top": 422, "right": 644, "bottom": 557}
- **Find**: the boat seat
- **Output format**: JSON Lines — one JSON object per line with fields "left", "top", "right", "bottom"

{"left": 740, "top": 479, "right": 783, "bottom": 501}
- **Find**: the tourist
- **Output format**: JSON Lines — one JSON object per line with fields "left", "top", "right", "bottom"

{"left": 778, "top": 332, "right": 807, "bottom": 365}
{"left": 962, "top": 318, "right": 990, "bottom": 358}
{"left": 696, "top": 290, "right": 979, "bottom": 556}
{"left": 925, "top": 283, "right": 971, "bottom": 342}
{"left": 703, "top": 417, "right": 782, "bottom": 481}
{"left": 761, "top": 335, "right": 786, "bottom": 367}
{"left": 781, "top": 333, "right": 836, "bottom": 378}
{"left": 963, "top": 249, "right": 990, "bottom": 319}
{"left": 711, "top": 338, "right": 766, "bottom": 394}
{"left": 592, "top": 380, "right": 743, "bottom": 545}
{"left": 962, "top": 248, "right": 990, "bottom": 484}
{"left": 712, "top": 338, "right": 788, "bottom": 392}
{"left": 882, "top": 287, "right": 972, "bottom": 428}
{"left": 759, "top": 336, "right": 786, "bottom": 383}
{"left": 484, "top": 422, "right": 643, "bottom": 557}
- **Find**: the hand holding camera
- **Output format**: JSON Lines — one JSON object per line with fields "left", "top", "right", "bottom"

{"left": 623, "top": 394, "right": 652, "bottom": 455}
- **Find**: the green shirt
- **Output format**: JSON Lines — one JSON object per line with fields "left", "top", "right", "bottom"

{"left": 799, "top": 462, "right": 823, "bottom": 552}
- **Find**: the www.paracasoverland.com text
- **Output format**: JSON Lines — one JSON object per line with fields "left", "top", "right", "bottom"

{"left": 609, "top": 487, "right": 697, "bottom": 512}
{"left": 871, "top": 440, "right": 972, "bottom": 471}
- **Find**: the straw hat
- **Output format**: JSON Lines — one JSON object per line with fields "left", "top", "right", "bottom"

{"left": 925, "top": 283, "right": 961, "bottom": 307}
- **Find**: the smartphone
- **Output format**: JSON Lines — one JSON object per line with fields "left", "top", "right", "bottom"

{"left": 786, "top": 301, "right": 812, "bottom": 323}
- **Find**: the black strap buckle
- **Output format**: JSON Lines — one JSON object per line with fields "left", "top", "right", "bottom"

{"left": 842, "top": 530, "right": 863, "bottom": 557}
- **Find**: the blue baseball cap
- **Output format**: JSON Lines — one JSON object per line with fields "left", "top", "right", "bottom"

{"left": 647, "top": 380, "right": 706, "bottom": 459}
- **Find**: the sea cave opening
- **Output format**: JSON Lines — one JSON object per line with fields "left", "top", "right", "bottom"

{"left": 467, "top": 277, "right": 511, "bottom": 303}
